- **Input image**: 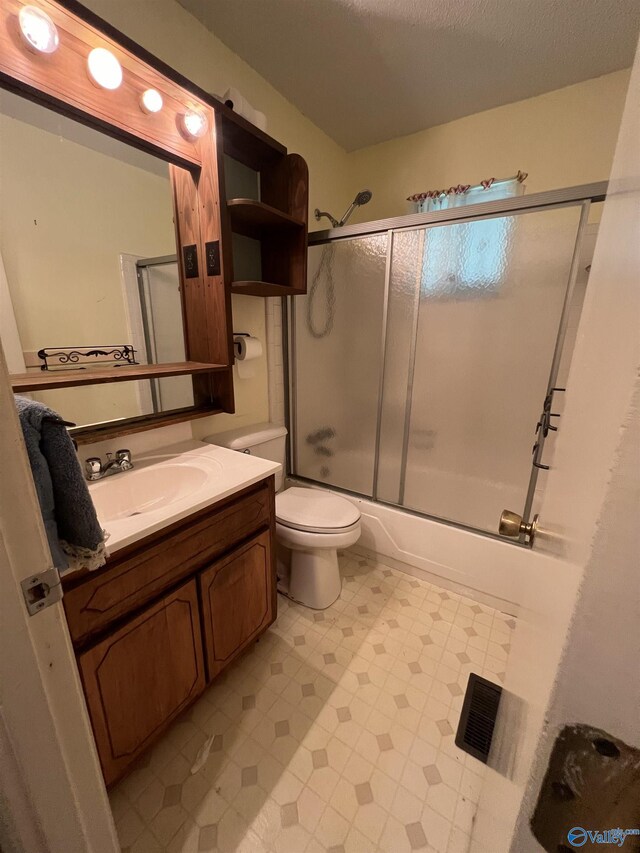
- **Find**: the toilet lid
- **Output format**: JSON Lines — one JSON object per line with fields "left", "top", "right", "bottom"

{"left": 276, "top": 487, "right": 360, "bottom": 532}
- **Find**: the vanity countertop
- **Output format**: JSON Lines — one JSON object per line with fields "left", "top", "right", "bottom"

{"left": 88, "top": 440, "right": 279, "bottom": 554}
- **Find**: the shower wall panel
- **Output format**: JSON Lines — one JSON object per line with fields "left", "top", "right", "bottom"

{"left": 394, "top": 206, "right": 584, "bottom": 533}
{"left": 375, "top": 228, "right": 423, "bottom": 504}
{"left": 292, "top": 236, "right": 388, "bottom": 496}
{"left": 291, "top": 198, "right": 588, "bottom": 539}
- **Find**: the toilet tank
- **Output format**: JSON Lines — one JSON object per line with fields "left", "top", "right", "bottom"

{"left": 204, "top": 422, "right": 288, "bottom": 490}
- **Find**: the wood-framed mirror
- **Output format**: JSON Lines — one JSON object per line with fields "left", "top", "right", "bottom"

{"left": 0, "top": 0, "right": 235, "bottom": 442}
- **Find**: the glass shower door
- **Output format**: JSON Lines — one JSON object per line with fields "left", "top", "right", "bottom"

{"left": 137, "top": 259, "right": 194, "bottom": 412}
{"left": 291, "top": 235, "right": 388, "bottom": 496}
{"left": 377, "top": 203, "right": 587, "bottom": 534}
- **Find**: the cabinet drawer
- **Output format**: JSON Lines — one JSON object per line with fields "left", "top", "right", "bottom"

{"left": 200, "top": 530, "right": 275, "bottom": 680}
{"left": 78, "top": 579, "right": 205, "bottom": 787}
{"left": 64, "top": 480, "right": 272, "bottom": 645}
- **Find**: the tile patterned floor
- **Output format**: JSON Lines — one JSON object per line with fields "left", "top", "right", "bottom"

{"left": 110, "top": 550, "right": 515, "bottom": 853}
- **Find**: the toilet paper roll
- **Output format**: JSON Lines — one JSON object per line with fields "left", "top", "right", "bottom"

{"left": 234, "top": 335, "right": 262, "bottom": 379}
{"left": 223, "top": 87, "right": 267, "bottom": 132}
{"left": 223, "top": 86, "right": 245, "bottom": 113}
{"left": 251, "top": 110, "right": 267, "bottom": 132}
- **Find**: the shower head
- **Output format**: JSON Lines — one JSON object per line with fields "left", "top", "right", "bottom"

{"left": 354, "top": 189, "right": 372, "bottom": 206}
{"left": 338, "top": 189, "right": 373, "bottom": 226}
{"left": 314, "top": 189, "right": 373, "bottom": 228}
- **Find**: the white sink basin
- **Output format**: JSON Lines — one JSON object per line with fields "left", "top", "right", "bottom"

{"left": 87, "top": 440, "right": 280, "bottom": 555}
{"left": 91, "top": 462, "right": 213, "bottom": 522}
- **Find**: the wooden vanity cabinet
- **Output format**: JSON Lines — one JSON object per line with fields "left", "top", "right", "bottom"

{"left": 63, "top": 476, "right": 276, "bottom": 786}
{"left": 77, "top": 580, "right": 205, "bottom": 786}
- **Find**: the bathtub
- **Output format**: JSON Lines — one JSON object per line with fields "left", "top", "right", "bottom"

{"left": 288, "top": 472, "right": 528, "bottom": 614}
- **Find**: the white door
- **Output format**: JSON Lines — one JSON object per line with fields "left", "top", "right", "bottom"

{"left": 470, "top": 43, "right": 640, "bottom": 853}
{"left": 0, "top": 343, "right": 118, "bottom": 853}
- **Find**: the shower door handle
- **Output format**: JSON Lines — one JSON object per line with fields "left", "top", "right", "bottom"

{"left": 498, "top": 509, "right": 538, "bottom": 546}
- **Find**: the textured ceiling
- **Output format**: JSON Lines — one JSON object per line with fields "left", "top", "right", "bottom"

{"left": 177, "top": 0, "right": 639, "bottom": 151}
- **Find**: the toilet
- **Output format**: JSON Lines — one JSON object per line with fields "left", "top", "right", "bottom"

{"left": 204, "top": 423, "right": 361, "bottom": 609}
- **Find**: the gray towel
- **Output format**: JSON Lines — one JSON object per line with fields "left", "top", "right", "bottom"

{"left": 15, "top": 396, "right": 107, "bottom": 574}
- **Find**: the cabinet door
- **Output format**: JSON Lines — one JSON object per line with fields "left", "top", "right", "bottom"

{"left": 78, "top": 580, "right": 205, "bottom": 786}
{"left": 200, "top": 530, "right": 274, "bottom": 680}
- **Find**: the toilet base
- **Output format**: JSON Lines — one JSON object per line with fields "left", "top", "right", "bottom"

{"left": 288, "top": 545, "right": 342, "bottom": 610}
{"left": 275, "top": 519, "right": 361, "bottom": 610}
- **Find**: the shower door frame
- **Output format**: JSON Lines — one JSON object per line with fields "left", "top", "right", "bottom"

{"left": 286, "top": 181, "right": 607, "bottom": 542}
{"left": 136, "top": 253, "right": 182, "bottom": 414}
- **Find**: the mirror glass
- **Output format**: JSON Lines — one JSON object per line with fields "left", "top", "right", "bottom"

{"left": 0, "top": 90, "right": 194, "bottom": 429}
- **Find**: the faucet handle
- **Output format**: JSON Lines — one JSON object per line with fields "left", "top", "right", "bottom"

{"left": 116, "top": 448, "right": 133, "bottom": 469}
{"left": 85, "top": 457, "right": 102, "bottom": 478}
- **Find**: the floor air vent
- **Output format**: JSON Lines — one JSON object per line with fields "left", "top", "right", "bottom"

{"left": 455, "top": 673, "right": 502, "bottom": 763}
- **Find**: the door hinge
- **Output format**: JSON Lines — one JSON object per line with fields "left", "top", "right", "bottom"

{"left": 21, "top": 568, "right": 63, "bottom": 616}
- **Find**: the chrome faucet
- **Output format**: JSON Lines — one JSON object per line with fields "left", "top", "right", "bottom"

{"left": 85, "top": 449, "right": 134, "bottom": 481}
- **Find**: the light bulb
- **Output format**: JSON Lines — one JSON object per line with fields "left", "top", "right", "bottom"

{"left": 87, "top": 47, "right": 123, "bottom": 90}
{"left": 140, "top": 88, "right": 163, "bottom": 114}
{"left": 18, "top": 5, "right": 59, "bottom": 54}
{"left": 180, "top": 109, "right": 207, "bottom": 140}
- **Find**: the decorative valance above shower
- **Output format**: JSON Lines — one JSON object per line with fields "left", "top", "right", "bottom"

{"left": 407, "top": 170, "right": 528, "bottom": 213}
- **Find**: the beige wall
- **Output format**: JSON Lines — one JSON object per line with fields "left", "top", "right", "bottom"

{"left": 346, "top": 70, "right": 631, "bottom": 222}
{"left": 81, "top": 2, "right": 629, "bottom": 229}
{"left": 194, "top": 293, "right": 270, "bottom": 437}
{"left": 82, "top": 0, "right": 351, "bottom": 435}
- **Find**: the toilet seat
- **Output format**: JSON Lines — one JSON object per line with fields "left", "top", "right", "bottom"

{"left": 276, "top": 520, "right": 361, "bottom": 551}
{"left": 276, "top": 487, "right": 360, "bottom": 534}
{"left": 277, "top": 518, "right": 361, "bottom": 535}
{"left": 275, "top": 487, "right": 362, "bottom": 609}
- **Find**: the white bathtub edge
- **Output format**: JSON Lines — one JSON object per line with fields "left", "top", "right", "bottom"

{"left": 287, "top": 478, "right": 526, "bottom": 614}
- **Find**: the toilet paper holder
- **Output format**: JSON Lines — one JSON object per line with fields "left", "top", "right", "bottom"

{"left": 233, "top": 332, "right": 249, "bottom": 359}
{"left": 232, "top": 332, "right": 263, "bottom": 380}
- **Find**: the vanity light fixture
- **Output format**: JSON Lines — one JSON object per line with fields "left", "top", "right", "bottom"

{"left": 18, "top": 5, "right": 59, "bottom": 54}
{"left": 87, "top": 47, "right": 123, "bottom": 90}
{"left": 180, "top": 109, "right": 208, "bottom": 140}
{"left": 140, "top": 88, "right": 163, "bottom": 114}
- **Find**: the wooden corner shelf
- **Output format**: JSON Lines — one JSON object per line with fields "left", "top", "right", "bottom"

{"left": 10, "top": 361, "right": 228, "bottom": 392}
{"left": 226, "top": 154, "right": 309, "bottom": 297}
{"left": 230, "top": 281, "right": 305, "bottom": 297}
{"left": 227, "top": 199, "right": 304, "bottom": 240}
{"left": 220, "top": 112, "right": 286, "bottom": 172}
